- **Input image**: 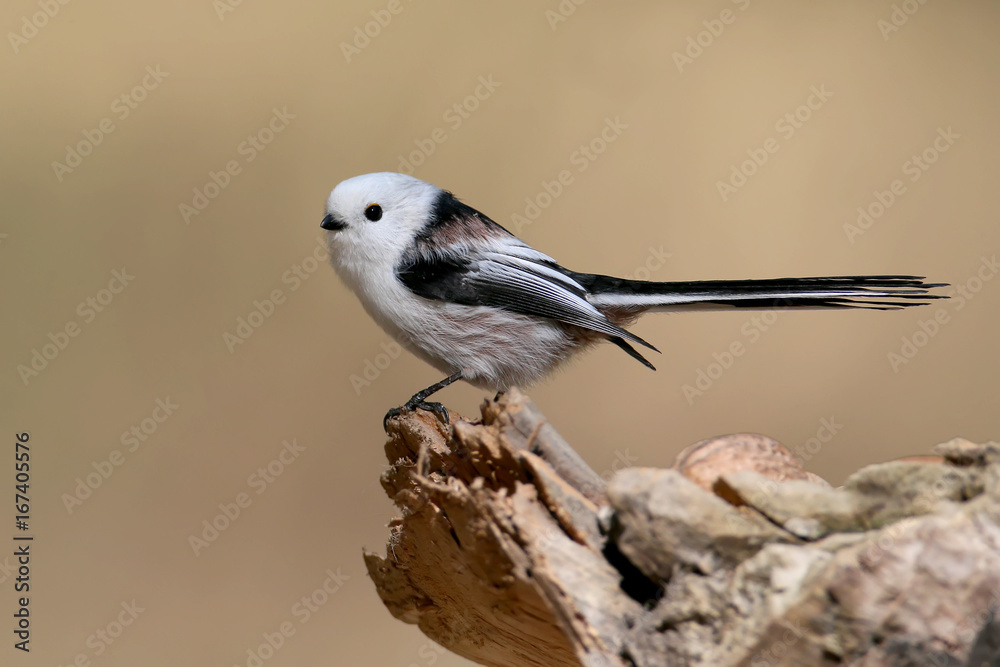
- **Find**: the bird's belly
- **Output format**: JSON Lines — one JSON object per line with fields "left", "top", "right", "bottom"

{"left": 372, "top": 298, "right": 577, "bottom": 391}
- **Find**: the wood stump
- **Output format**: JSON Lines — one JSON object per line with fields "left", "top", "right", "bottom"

{"left": 364, "top": 389, "right": 1000, "bottom": 666}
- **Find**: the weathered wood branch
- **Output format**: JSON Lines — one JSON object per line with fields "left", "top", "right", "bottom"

{"left": 364, "top": 389, "right": 1000, "bottom": 666}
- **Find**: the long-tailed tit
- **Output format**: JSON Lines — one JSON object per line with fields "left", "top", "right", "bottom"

{"left": 321, "top": 172, "right": 945, "bottom": 426}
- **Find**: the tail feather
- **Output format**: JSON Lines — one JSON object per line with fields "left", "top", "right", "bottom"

{"left": 576, "top": 274, "right": 949, "bottom": 311}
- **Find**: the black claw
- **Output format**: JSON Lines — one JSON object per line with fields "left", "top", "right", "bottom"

{"left": 382, "top": 401, "right": 450, "bottom": 431}
{"left": 383, "top": 373, "right": 462, "bottom": 432}
{"left": 383, "top": 407, "right": 404, "bottom": 431}
{"left": 416, "top": 401, "right": 449, "bottom": 425}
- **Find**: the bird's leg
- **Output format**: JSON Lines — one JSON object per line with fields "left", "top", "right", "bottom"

{"left": 383, "top": 372, "right": 463, "bottom": 430}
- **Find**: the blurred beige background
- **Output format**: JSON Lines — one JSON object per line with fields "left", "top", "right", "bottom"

{"left": 2, "top": 0, "right": 998, "bottom": 665}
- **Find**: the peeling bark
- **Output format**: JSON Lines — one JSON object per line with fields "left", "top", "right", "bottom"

{"left": 364, "top": 389, "right": 1000, "bottom": 667}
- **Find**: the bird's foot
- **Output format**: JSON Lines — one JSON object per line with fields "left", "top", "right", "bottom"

{"left": 383, "top": 400, "right": 450, "bottom": 431}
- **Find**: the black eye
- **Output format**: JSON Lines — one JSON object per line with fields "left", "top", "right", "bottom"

{"left": 364, "top": 204, "right": 382, "bottom": 221}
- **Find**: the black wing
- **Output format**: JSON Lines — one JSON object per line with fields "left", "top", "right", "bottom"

{"left": 396, "top": 240, "right": 658, "bottom": 352}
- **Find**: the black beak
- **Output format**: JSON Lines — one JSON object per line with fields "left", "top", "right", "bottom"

{"left": 321, "top": 214, "right": 346, "bottom": 231}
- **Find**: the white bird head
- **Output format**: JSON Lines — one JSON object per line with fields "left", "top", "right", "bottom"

{"left": 322, "top": 172, "right": 441, "bottom": 269}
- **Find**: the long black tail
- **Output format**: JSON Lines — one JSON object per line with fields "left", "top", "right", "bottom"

{"left": 576, "top": 274, "right": 948, "bottom": 311}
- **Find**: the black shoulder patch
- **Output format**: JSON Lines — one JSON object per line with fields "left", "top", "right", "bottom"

{"left": 428, "top": 190, "right": 475, "bottom": 227}
{"left": 415, "top": 190, "right": 515, "bottom": 249}
{"left": 397, "top": 253, "right": 477, "bottom": 303}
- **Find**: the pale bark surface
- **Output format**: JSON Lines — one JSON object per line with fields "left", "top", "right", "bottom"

{"left": 364, "top": 390, "right": 1000, "bottom": 666}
